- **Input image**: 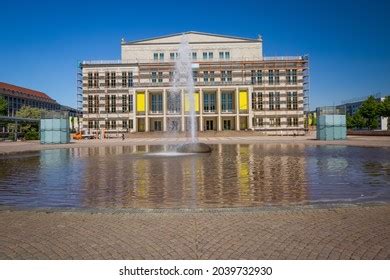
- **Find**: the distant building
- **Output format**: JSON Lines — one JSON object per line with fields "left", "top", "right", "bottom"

{"left": 337, "top": 94, "right": 389, "bottom": 130}
{"left": 79, "top": 31, "right": 309, "bottom": 135}
{"left": 0, "top": 82, "right": 60, "bottom": 116}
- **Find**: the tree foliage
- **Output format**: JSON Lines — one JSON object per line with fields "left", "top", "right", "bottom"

{"left": 358, "top": 96, "right": 380, "bottom": 130}
{"left": 0, "top": 96, "right": 7, "bottom": 116}
{"left": 15, "top": 106, "right": 45, "bottom": 119}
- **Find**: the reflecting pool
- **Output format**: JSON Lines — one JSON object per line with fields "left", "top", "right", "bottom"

{"left": 0, "top": 144, "right": 389, "bottom": 209}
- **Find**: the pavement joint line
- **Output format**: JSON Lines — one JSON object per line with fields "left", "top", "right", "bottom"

{"left": 1, "top": 201, "right": 388, "bottom": 215}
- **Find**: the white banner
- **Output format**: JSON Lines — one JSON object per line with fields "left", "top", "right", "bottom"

{"left": 0, "top": 260, "right": 389, "bottom": 280}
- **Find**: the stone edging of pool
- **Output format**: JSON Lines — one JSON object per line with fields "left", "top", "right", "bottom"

{"left": 1, "top": 201, "right": 389, "bottom": 215}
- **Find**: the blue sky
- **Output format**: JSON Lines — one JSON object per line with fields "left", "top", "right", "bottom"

{"left": 0, "top": 0, "right": 389, "bottom": 110}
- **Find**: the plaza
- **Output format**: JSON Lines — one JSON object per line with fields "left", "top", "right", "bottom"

{"left": 1, "top": 204, "right": 389, "bottom": 259}
{"left": 0, "top": 135, "right": 389, "bottom": 260}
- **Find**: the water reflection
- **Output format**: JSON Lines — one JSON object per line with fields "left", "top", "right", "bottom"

{"left": 0, "top": 144, "right": 389, "bottom": 209}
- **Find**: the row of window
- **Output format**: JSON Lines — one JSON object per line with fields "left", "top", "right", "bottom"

{"left": 154, "top": 51, "right": 231, "bottom": 61}
{"left": 252, "top": 92, "right": 299, "bottom": 111}
{"left": 87, "top": 69, "right": 298, "bottom": 88}
{"left": 87, "top": 92, "right": 299, "bottom": 114}
{"left": 87, "top": 71, "right": 133, "bottom": 88}
{"left": 251, "top": 69, "right": 297, "bottom": 85}
{"left": 87, "top": 120, "right": 134, "bottom": 130}
{"left": 253, "top": 117, "right": 299, "bottom": 127}
{"left": 87, "top": 117, "right": 299, "bottom": 130}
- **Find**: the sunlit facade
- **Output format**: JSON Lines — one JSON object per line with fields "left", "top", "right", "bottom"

{"left": 80, "top": 32, "right": 309, "bottom": 135}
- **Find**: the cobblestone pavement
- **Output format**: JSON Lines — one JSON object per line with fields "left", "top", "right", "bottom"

{"left": 0, "top": 204, "right": 389, "bottom": 260}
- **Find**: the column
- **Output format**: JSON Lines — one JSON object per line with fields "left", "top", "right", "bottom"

{"left": 163, "top": 89, "right": 167, "bottom": 132}
{"left": 181, "top": 89, "right": 185, "bottom": 132}
{"left": 199, "top": 88, "right": 204, "bottom": 131}
{"left": 145, "top": 89, "right": 149, "bottom": 132}
{"left": 248, "top": 87, "right": 253, "bottom": 130}
{"left": 217, "top": 87, "right": 222, "bottom": 131}
{"left": 235, "top": 87, "right": 240, "bottom": 131}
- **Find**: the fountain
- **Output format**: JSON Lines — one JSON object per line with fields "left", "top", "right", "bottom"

{"left": 171, "top": 35, "right": 212, "bottom": 153}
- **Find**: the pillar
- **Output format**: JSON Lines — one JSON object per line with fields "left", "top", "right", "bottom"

{"left": 199, "top": 88, "right": 203, "bottom": 131}
{"left": 217, "top": 87, "right": 222, "bottom": 131}
{"left": 163, "top": 89, "right": 167, "bottom": 132}
{"left": 235, "top": 87, "right": 240, "bottom": 131}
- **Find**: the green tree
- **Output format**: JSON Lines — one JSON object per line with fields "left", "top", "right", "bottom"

{"left": 0, "top": 96, "right": 7, "bottom": 116}
{"left": 14, "top": 106, "right": 45, "bottom": 140}
{"left": 351, "top": 112, "right": 366, "bottom": 129}
{"left": 358, "top": 96, "right": 380, "bottom": 130}
{"left": 15, "top": 105, "right": 45, "bottom": 119}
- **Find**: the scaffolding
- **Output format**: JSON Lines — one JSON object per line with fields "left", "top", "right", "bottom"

{"left": 76, "top": 61, "right": 83, "bottom": 132}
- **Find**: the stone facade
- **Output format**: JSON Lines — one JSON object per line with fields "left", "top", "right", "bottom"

{"left": 80, "top": 31, "right": 308, "bottom": 135}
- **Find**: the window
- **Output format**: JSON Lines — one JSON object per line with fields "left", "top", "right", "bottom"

{"left": 275, "top": 70, "right": 280, "bottom": 85}
{"left": 269, "top": 92, "right": 275, "bottom": 110}
{"left": 275, "top": 92, "right": 280, "bottom": 110}
{"left": 268, "top": 70, "right": 274, "bottom": 85}
{"left": 151, "top": 71, "right": 157, "bottom": 83}
{"left": 110, "top": 72, "right": 116, "bottom": 88}
{"left": 202, "top": 52, "right": 213, "bottom": 60}
{"left": 210, "top": 71, "right": 215, "bottom": 82}
{"left": 122, "top": 72, "right": 127, "bottom": 87}
{"left": 105, "top": 72, "right": 116, "bottom": 88}
{"left": 253, "top": 117, "right": 263, "bottom": 127}
{"left": 167, "top": 92, "right": 181, "bottom": 113}
{"left": 122, "top": 120, "right": 128, "bottom": 129}
{"left": 88, "top": 120, "right": 94, "bottom": 129}
{"left": 221, "top": 71, "right": 232, "bottom": 83}
{"left": 170, "top": 53, "right": 175, "bottom": 60}
{"left": 153, "top": 53, "right": 158, "bottom": 61}
{"left": 129, "top": 119, "right": 134, "bottom": 129}
{"left": 193, "top": 71, "right": 198, "bottom": 82}
{"left": 158, "top": 72, "right": 163, "bottom": 83}
{"left": 105, "top": 119, "right": 110, "bottom": 129}
{"left": 251, "top": 70, "right": 262, "bottom": 85}
{"left": 292, "top": 69, "right": 297, "bottom": 84}
{"left": 111, "top": 120, "right": 116, "bottom": 129}
{"left": 122, "top": 95, "right": 127, "bottom": 112}
{"left": 219, "top": 51, "right": 230, "bottom": 59}
{"left": 252, "top": 92, "right": 263, "bottom": 111}
{"left": 111, "top": 95, "right": 116, "bottom": 113}
{"left": 94, "top": 95, "right": 99, "bottom": 113}
{"left": 192, "top": 52, "right": 197, "bottom": 60}
{"left": 105, "top": 95, "right": 110, "bottom": 112}
{"left": 203, "top": 71, "right": 209, "bottom": 82}
{"left": 223, "top": 120, "right": 232, "bottom": 130}
{"left": 105, "top": 72, "right": 110, "bottom": 87}
{"left": 128, "top": 71, "right": 133, "bottom": 87}
{"left": 159, "top": 53, "right": 164, "bottom": 61}
{"left": 87, "top": 72, "right": 93, "bottom": 88}
{"left": 221, "top": 92, "right": 233, "bottom": 112}
{"left": 93, "top": 72, "right": 99, "bottom": 88}
{"left": 269, "top": 118, "right": 281, "bottom": 127}
{"left": 287, "top": 92, "right": 298, "bottom": 110}
{"left": 128, "top": 95, "right": 133, "bottom": 112}
{"left": 88, "top": 95, "right": 93, "bottom": 113}
{"left": 151, "top": 94, "right": 163, "bottom": 113}
{"left": 288, "top": 117, "right": 298, "bottom": 127}
{"left": 203, "top": 92, "right": 216, "bottom": 112}
{"left": 287, "top": 69, "right": 298, "bottom": 85}
{"left": 292, "top": 92, "right": 298, "bottom": 109}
